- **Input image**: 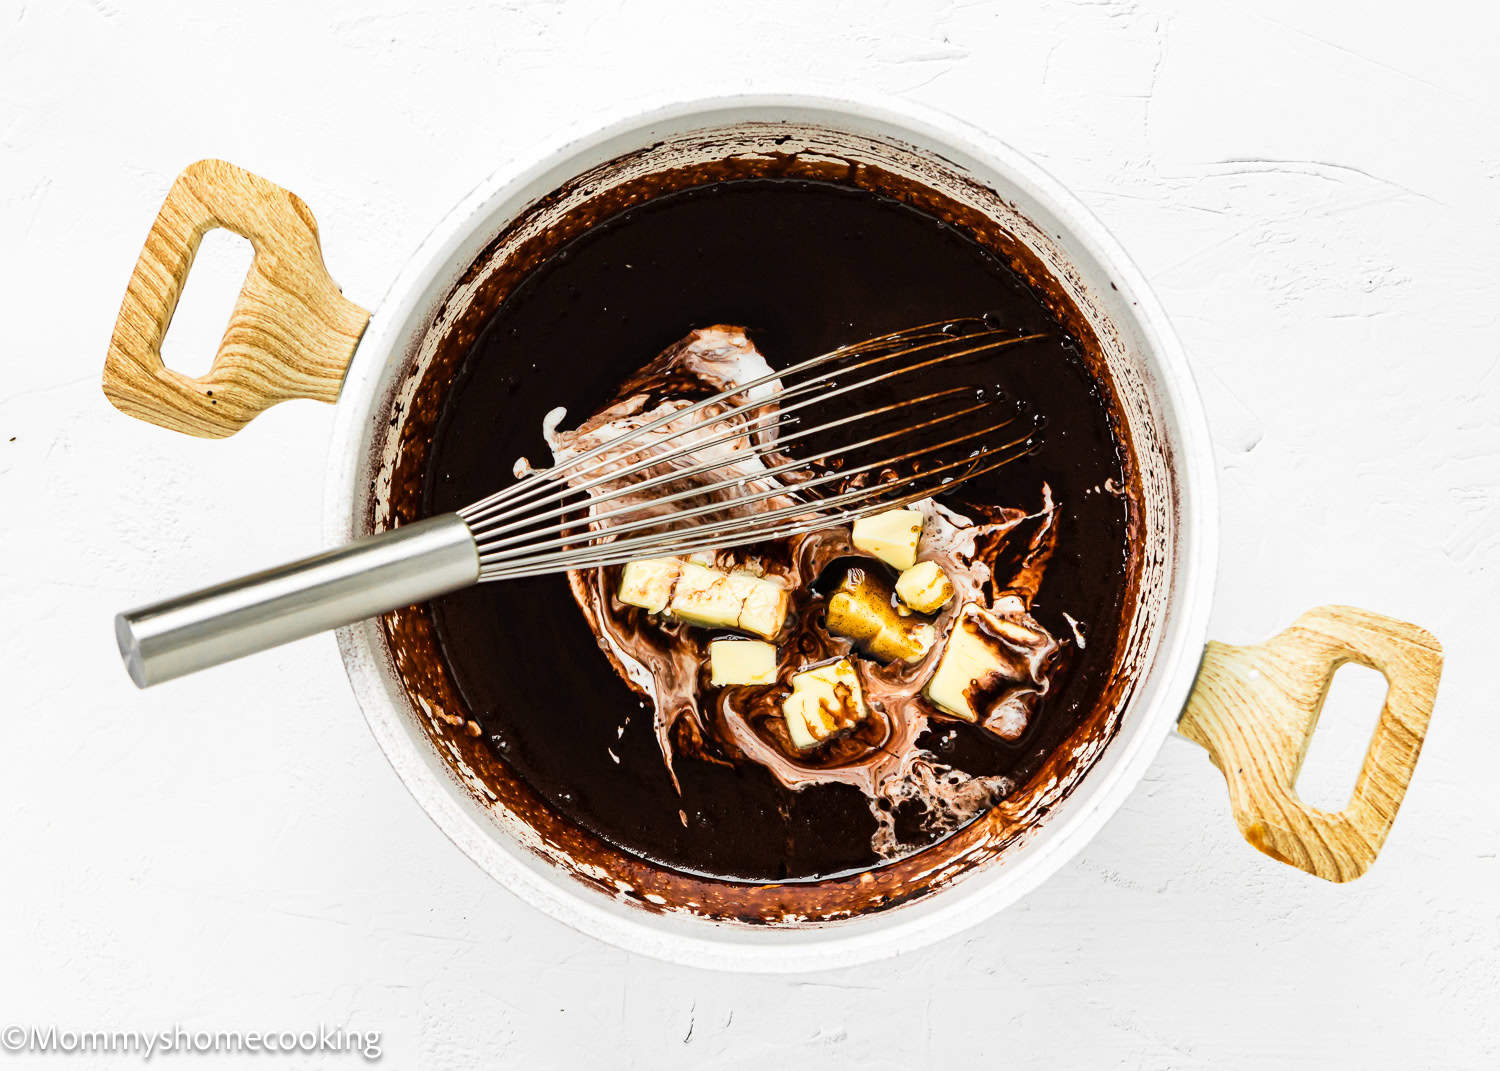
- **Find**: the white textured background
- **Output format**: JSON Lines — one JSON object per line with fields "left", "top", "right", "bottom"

{"left": 3, "top": 1, "right": 1497, "bottom": 1067}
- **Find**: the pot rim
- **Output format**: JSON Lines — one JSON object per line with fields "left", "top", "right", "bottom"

{"left": 325, "top": 89, "right": 1220, "bottom": 972}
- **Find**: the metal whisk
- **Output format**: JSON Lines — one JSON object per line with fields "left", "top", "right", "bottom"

{"left": 116, "top": 319, "right": 1043, "bottom": 686}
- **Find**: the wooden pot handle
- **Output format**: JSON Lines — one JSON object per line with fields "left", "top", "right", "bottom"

{"left": 102, "top": 159, "right": 371, "bottom": 438}
{"left": 1178, "top": 605, "right": 1442, "bottom": 882}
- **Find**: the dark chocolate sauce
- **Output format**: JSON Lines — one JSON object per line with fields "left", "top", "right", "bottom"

{"left": 421, "top": 179, "right": 1132, "bottom": 882}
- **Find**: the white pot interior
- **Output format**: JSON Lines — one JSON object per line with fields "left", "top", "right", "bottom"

{"left": 326, "top": 96, "right": 1217, "bottom": 970}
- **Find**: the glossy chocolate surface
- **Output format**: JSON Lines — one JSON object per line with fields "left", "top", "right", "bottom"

{"left": 418, "top": 179, "right": 1135, "bottom": 882}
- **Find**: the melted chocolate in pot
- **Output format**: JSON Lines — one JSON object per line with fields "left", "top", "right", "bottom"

{"left": 422, "top": 179, "right": 1133, "bottom": 882}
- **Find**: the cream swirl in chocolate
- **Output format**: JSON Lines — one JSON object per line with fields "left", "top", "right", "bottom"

{"left": 536, "top": 326, "right": 1064, "bottom": 859}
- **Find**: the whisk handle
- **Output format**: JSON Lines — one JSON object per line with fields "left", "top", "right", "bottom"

{"left": 115, "top": 514, "right": 479, "bottom": 688}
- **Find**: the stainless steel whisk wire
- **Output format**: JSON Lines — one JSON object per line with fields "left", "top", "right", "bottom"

{"left": 115, "top": 320, "right": 1045, "bottom": 686}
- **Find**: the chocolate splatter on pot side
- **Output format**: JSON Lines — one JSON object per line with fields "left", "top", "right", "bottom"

{"left": 418, "top": 177, "right": 1138, "bottom": 883}
{"left": 372, "top": 127, "right": 1160, "bottom": 924}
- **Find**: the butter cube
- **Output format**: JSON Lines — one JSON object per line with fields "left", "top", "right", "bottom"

{"left": 618, "top": 558, "right": 681, "bottom": 614}
{"left": 852, "top": 509, "right": 923, "bottom": 570}
{"left": 709, "top": 639, "right": 779, "bottom": 686}
{"left": 782, "top": 658, "right": 866, "bottom": 751}
{"left": 669, "top": 562, "right": 743, "bottom": 628}
{"left": 737, "top": 574, "right": 791, "bottom": 639}
{"left": 895, "top": 561, "right": 955, "bottom": 614}
{"left": 826, "top": 566, "right": 936, "bottom": 663}
{"left": 924, "top": 603, "right": 1045, "bottom": 722}
{"left": 668, "top": 562, "right": 789, "bottom": 639}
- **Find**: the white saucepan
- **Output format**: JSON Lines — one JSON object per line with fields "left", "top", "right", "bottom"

{"left": 102, "top": 93, "right": 1442, "bottom": 971}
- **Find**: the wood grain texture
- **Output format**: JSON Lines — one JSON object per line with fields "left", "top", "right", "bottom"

{"left": 1179, "top": 605, "right": 1442, "bottom": 882}
{"left": 102, "top": 159, "right": 370, "bottom": 438}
